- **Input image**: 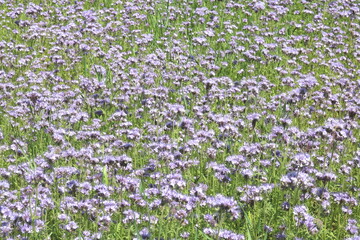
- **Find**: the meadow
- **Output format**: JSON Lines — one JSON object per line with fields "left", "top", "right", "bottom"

{"left": 0, "top": 0, "right": 359, "bottom": 239}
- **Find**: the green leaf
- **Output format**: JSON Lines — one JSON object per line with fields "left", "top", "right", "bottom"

{"left": 103, "top": 165, "right": 109, "bottom": 186}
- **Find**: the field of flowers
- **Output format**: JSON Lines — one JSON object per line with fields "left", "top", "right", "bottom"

{"left": 0, "top": 0, "right": 359, "bottom": 239}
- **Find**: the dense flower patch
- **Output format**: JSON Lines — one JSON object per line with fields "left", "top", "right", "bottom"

{"left": 0, "top": 0, "right": 359, "bottom": 239}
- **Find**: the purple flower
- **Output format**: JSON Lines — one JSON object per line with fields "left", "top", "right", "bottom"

{"left": 206, "top": 194, "right": 241, "bottom": 219}
{"left": 94, "top": 184, "right": 112, "bottom": 198}
{"left": 203, "top": 227, "right": 245, "bottom": 240}
{"left": 281, "top": 171, "right": 314, "bottom": 190}
{"left": 139, "top": 227, "right": 150, "bottom": 239}
{"left": 315, "top": 172, "right": 337, "bottom": 182}
{"left": 207, "top": 162, "right": 231, "bottom": 182}
{"left": 264, "top": 225, "right": 273, "bottom": 233}
{"left": 347, "top": 219, "right": 359, "bottom": 235}
{"left": 288, "top": 153, "right": 313, "bottom": 171}
{"left": 64, "top": 221, "right": 78, "bottom": 232}
{"left": 281, "top": 201, "right": 290, "bottom": 211}
{"left": 204, "top": 214, "right": 217, "bottom": 227}
{"left": 237, "top": 184, "right": 274, "bottom": 204}
{"left": 293, "top": 205, "right": 319, "bottom": 234}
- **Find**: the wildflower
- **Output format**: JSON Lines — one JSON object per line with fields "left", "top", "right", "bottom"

{"left": 346, "top": 219, "right": 359, "bottom": 235}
